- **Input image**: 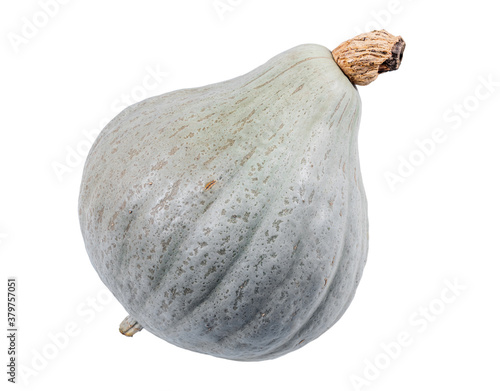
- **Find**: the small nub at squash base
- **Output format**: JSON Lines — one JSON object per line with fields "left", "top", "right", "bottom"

{"left": 119, "top": 315, "right": 143, "bottom": 337}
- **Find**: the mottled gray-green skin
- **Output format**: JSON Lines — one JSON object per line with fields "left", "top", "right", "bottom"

{"left": 79, "top": 44, "right": 368, "bottom": 361}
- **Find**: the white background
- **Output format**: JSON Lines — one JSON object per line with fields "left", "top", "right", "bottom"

{"left": 1, "top": 0, "right": 499, "bottom": 390}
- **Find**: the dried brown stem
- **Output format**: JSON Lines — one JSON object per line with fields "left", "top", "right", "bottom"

{"left": 332, "top": 30, "right": 405, "bottom": 86}
{"left": 119, "top": 315, "right": 143, "bottom": 337}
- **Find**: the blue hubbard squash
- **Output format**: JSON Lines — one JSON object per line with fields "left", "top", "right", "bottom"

{"left": 78, "top": 30, "right": 405, "bottom": 361}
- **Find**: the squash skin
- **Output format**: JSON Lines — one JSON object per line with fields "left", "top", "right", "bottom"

{"left": 78, "top": 44, "right": 368, "bottom": 361}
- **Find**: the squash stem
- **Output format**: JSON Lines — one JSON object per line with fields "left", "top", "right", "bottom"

{"left": 332, "top": 30, "right": 406, "bottom": 86}
{"left": 119, "top": 315, "right": 143, "bottom": 337}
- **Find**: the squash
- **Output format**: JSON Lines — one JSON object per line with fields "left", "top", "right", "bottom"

{"left": 78, "top": 30, "right": 405, "bottom": 361}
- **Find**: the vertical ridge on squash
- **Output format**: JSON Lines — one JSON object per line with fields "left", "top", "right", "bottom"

{"left": 79, "top": 30, "right": 404, "bottom": 361}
